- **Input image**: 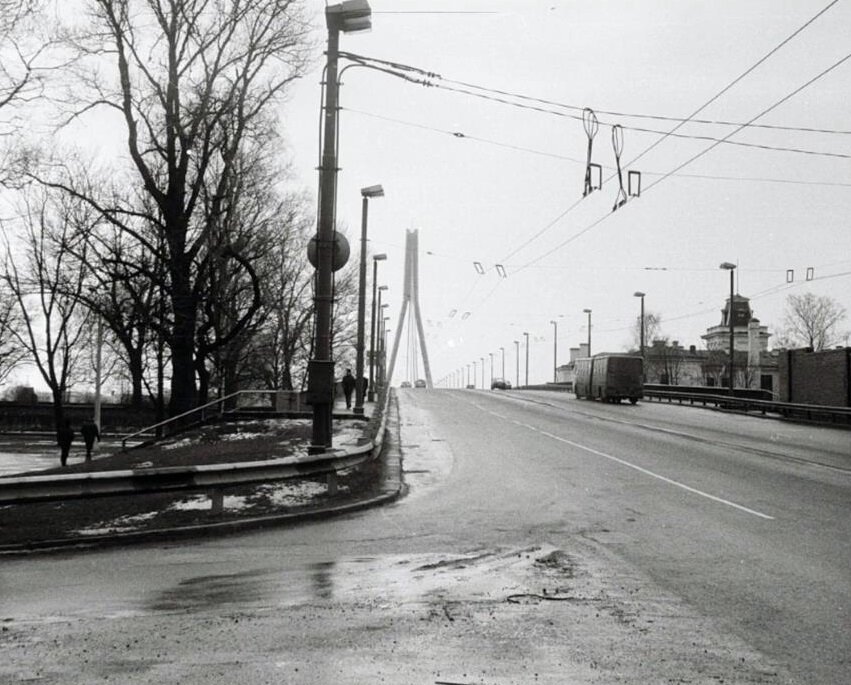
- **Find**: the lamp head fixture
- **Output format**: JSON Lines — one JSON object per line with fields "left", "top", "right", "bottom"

{"left": 326, "top": 0, "right": 372, "bottom": 32}
{"left": 361, "top": 184, "right": 384, "bottom": 198}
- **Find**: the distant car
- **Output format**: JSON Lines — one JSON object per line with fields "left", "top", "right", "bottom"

{"left": 414, "top": 379, "right": 427, "bottom": 388}
{"left": 400, "top": 381, "right": 412, "bottom": 388}
{"left": 491, "top": 378, "right": 512, "bottom": 390}
{"left": 465, "top": 384, "right": 475, "bottom": 389}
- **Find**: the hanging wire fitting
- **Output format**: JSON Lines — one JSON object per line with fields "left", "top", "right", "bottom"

{"left": 582, "top": 108, "right": 602, "bottom": 196}
{"left": 611, "top": 124, "right": 628, "bottom": 211}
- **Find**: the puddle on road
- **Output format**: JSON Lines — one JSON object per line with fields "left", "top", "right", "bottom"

{"left": 143, "top": 545, "right": 583, "bottom": 614}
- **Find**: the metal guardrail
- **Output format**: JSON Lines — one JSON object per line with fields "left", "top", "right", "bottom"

{"left": 643, "top": 388, "right": 851, "bottom": 426}
{"left": 0, "top": 387, "right": 393, "bottom": 507}
{"left": 0, "top": 446, "right": 371, "bottom": 505}
{"left": 120, "top": 389, "right": 281, "bottom": 449}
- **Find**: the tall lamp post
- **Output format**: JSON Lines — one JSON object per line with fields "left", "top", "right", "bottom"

{"left": 583, "top": 308, "right": 592, "bottom": 357}
{"left": 354, "top": 185, "right": 384, "bottom": 415}
{"left": 480, "top": 356, "right": 485, "bottom": 389}
{"left": 368, "top": 259, "right": 387, "bottom": 402}
{"left": 523, "top": 331, "right": 530, "bottom": 387}
{"left": 633, "top": 292, "right": 645, "bottom": 360}
{"left": 309, "top": 0, "right": 373, "bottom": 454}
{"left": 489, "top": 352, "right": 494, "bottom": 388}
{"left": 500, "top": 346, "right": 505, "bottom": 380}
{"left": 550, "top": 319, "right": 558, "bottom": 382}
{"left": 514, "top": 340, "right": 520, "bottom": 388}
{"left": 720, "top": 262, "right": 737, "bottom": 395}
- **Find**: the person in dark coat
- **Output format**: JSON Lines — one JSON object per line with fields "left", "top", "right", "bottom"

{"left": 57, "top": 419, "right": 74, "bottom": 467}
{"left": 341, "top": 369, "right": 356, "bottom": 409}
{"left": 80, "top": 420, "right": 100, "bottom": 462}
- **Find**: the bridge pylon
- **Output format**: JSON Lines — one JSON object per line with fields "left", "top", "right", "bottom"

{"left": 386, "top": 229, "right": 433, "bottom": 389}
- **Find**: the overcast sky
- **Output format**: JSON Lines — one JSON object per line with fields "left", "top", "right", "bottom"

{"left": 281, "top": 0, "right": 851, "bottom": 385}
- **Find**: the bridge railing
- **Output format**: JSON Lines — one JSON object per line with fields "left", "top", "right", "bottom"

{"left": 120, "top": 390, "right": 281, "bottom": 449}
{"left": 642, "top": 388, "right": 851, "bottom": 426}
{"left": 1, "top": 388, "right": 393, "bottom": 507}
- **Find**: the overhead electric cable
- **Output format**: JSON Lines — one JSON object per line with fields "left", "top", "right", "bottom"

{"left": 643, "top": 49, "right": 851, "bottom": 195}
{"left": 346, "top": 107, "right": 851, "bottom": 188}
{"left": 515, "top": 47, "right": 851, "bottom": 274}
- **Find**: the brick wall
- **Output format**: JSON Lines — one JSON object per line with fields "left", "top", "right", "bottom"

{"left": 779, "top": 348, "right": 851, "bottom": 406}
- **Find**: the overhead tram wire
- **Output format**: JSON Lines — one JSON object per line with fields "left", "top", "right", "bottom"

{"left": 342, "top": 60, "right": 851, "bottom": 161}
{"left": 337, "top": 4, "right": 845, "bottom": 323}
{"left": 514, "top": 47, "right": 851, "bottom": 275}
{"left": 340, "top": 1, "right": 842, "bottom": 272}
{"left": 642, "top": 49, "right": 851, "bottom": 196}
{"left": 345, "top": 107, "right": 851, "bottom": 189}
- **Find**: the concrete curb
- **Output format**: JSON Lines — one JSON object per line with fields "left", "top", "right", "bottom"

{"left": 0, "top": 394, "right": 405, "bottom": 557}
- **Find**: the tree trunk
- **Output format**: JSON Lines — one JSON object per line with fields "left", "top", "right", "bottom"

{"left": 168, "top": 257, "right": 198, "bottom": 419}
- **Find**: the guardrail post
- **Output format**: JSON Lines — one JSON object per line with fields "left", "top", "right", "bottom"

{"left": 209, "top": 489, "right": 224, "bottom": 515}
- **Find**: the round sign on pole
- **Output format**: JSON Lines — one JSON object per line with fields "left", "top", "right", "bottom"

{"left": 307, "top": 231, "right": 350, "bottom": 272}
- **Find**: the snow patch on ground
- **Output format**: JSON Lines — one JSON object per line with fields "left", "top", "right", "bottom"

{"left": 76, "top": 511, "right": 159, "bottom": 536}
{"left": 160, "top": 437, "right": 193, "bottom": 450}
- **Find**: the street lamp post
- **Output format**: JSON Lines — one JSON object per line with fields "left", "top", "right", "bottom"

{"left": 550, "top": 320, "right": 558, "bottom": 383}
{"left": 523, "top": 332, "right": 530, "bottom": 387}
{"left": 380, "top": 317, "right": 390, "bottom": 389}
{"left": 583, "top": 308, "right": 592, "bottom": 357}
{"left": 309, "top": 0, "right": 373, "bottom": 454}
{"left": 354, "top": 186, "right": 384, "bottom": 415}
{"left": 720, "top": 262, "right": 737, "bottom": 395}
{"left": 500, "top": 346, "right": 505, "bottom": 380}
{"left": 633, "top": 292, "right": 645, "bottom": 360}
{"left": 514, "top": 340, "right": 520, "bottom": 388}
{"left": 480, "top": 356, "right": 485, "bottom": 389}
{"left": 368, "top": 258, "right": 387, "bottom": 402}
{"left": 489, "top": 352, "right": 494, "bottom": 388}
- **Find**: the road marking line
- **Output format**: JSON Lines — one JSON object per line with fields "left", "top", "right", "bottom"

{"left": 536, "top": 430, "right": 775, "bottom": 520}
{"left": 464, "top": 394, "right": 773, "bottom": 518}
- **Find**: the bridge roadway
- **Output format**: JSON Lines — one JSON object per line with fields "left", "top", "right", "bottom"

{"left": 1, "top": 389, "right": 849, "bottom": 684}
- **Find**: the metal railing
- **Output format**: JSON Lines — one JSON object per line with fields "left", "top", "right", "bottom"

{"left": 643, "top": 388, "right": 851, "bottom": 426}
{"left": 0, "top": 388, "right": 393, "bottom": 507}
{"left": 120, "top": 390, "right": 280, "bottom": 449}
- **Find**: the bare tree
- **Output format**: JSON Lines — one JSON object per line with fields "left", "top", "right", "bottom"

{"left": 0, "top": 285, "right": 27, "bottom": 385}
{"left": 782, "top": 292, "right": 846, "bottom": 351}
{"left": 630, "top": 311, "right": 662, "bottom": 352}
{"left": 33, "top": 0, "right": 311, "bottom": 417}
{"left": 243, "top": 198, "right": 315, "bottom": 391}
{"left": 1, "top": 186, "right": 93, "bottom": 435}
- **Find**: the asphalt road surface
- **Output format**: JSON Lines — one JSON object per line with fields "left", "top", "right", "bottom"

{"left": 2, "top": 388, "right": 849, "bottom": 684}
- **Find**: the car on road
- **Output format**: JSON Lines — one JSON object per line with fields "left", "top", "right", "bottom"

{"left": 491, "top": 378, "right": 512, "bottom": 390}
{"left": 414, "top": 379, "right": 427, "bottom": 388}
{"left": 400, "top": 381, "right": 412, "bottom": 388}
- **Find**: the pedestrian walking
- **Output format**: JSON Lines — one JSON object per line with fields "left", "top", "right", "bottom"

{"left": 80, "top": 420, "right": 100, "bottom": 462}
{"left": 342, "top": 368, "right": 356, "bottom": 409}
{"left": 57, "top": 419, "right": 74, "bottom": 467}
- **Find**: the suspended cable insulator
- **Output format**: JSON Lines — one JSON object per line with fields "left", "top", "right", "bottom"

{"left": 473, "top": 261, "right": 485, "bottom": 274}
{"left": 786, "top": 269, "right": 794, "bottom": 283}
{"left": 448, "top": 308, "right": 457, "bottom": 318}
{"left": 582, "top": 108, "right": 601, "bottom": 196}
{"left": 806, "top": 267, "right": 814, "bottom": 281}
{"left": 461, "top": 311, "right": 471, "bottom": 320}
{"left": 628, "top": 170, "right": 642, "bottom": 198}
{"left": 611, "top": 124, "right": 628, "bottom": 211}
{"left": 495, "top": 264, "right": 507, "bottom": 278}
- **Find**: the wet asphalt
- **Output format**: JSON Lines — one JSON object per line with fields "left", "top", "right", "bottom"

{"left": 1, "top": 389, "right": 849, "bottom": 684}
